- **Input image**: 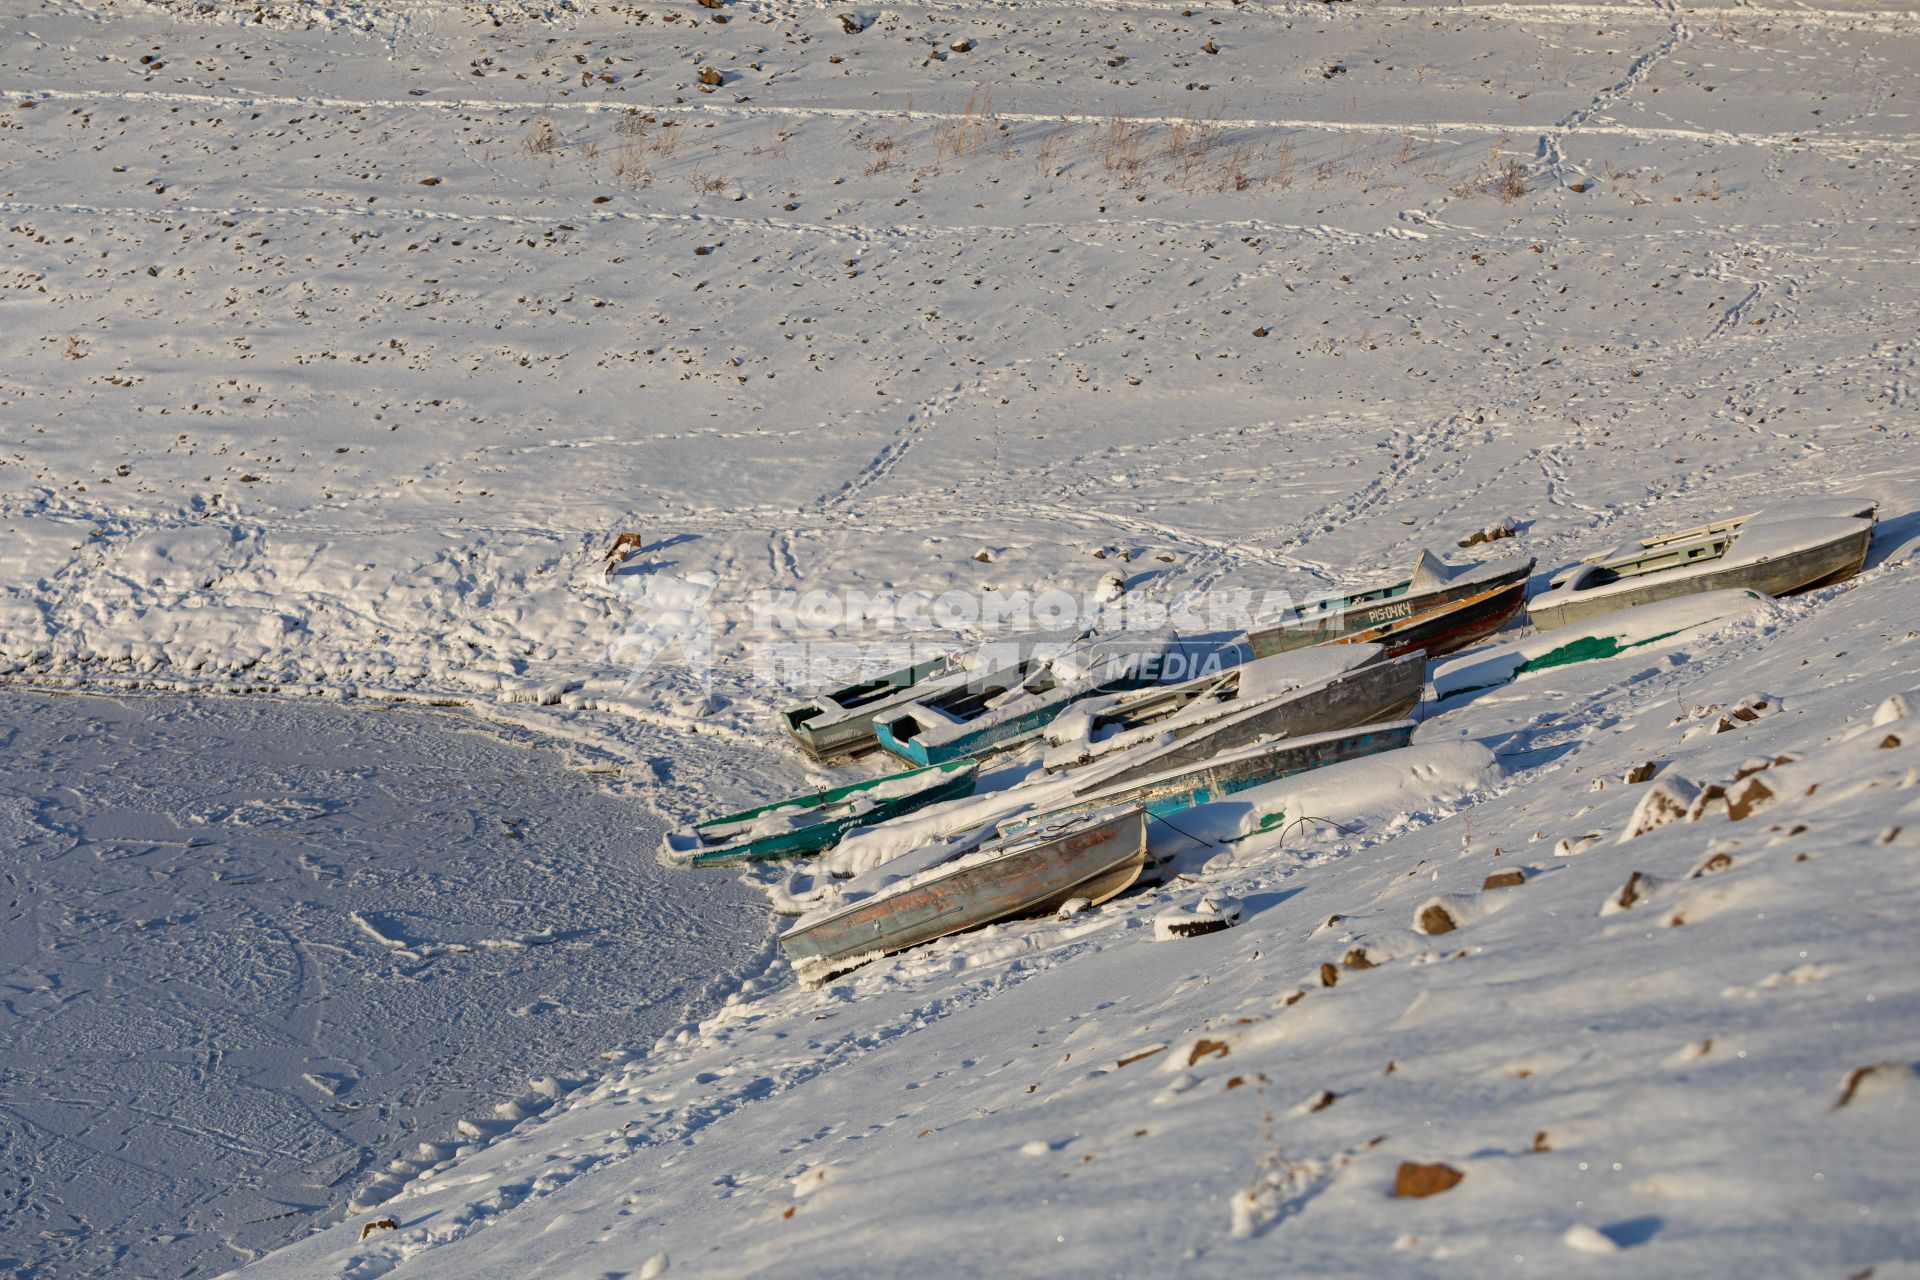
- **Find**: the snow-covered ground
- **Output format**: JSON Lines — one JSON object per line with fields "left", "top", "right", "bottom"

{"left": 0, "top": 0, "right": 1916, "bottom": 1273}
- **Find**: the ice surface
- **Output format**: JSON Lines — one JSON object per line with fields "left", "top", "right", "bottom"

{"left": 0, "top": 692, "right": 765, "bottom": 1280}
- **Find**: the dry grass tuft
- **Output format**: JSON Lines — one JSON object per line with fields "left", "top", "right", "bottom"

{"left": 524, "top": 113, "right": 558, "bottom": 156}
{"left": 932, "top": 86, "right": 996, "bottom": 163}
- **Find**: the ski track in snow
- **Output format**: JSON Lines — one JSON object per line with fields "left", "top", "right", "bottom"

{"left": 7, "top": 83, "right": 1916, "bottom": 159}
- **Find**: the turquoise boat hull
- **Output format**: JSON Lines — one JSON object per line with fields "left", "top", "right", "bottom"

{"left": 662, "top": 758, "right": 979, "bottom": 868}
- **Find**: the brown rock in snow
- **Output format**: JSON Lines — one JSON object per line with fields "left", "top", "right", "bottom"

{"left": 1726, "top": 776, "right": 1775, "bottom": 821}
{"left": 1394, "top": 1162, "right": 1465, "bottom": 1197}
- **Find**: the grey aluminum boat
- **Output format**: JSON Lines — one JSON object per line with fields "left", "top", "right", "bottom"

{"left": 1049, "top": 650, "right": 1426, "bottom": 787}
{"left": 1040, "top": 644, "right": 1385, "bottom": 773}
{"left": 779, "top": 805, "right": 1148, "bottom": 987}
{"left": 1528, "top": 500, "right": 1876, "bottom": 631}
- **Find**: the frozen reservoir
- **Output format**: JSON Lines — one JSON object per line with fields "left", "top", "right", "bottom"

{"left": 0, "top": 690, "right": 766, "bottom": 1279}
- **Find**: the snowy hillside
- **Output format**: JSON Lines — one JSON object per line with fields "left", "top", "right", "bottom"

{"left": 0, "top": 0, "right": 1915, "bottom": 1272}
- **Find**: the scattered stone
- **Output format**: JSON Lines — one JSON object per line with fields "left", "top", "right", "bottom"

{"left": 1610, "top": 870, "right": 1655, "bottom": 911}
{"left": 951, "top": 38, "right": 974, "bottom": 51}
{"left": 1416, "top": 903, "right": 1458, "bottom": 935}
{"left": 1685, "top": 781, "right": 1730, "bottom": 822}
{"left": 1342, "top": 947, "right": 1376, "bottom": 970}
{"left": 1567, "top": 181, "right": 1589, "bottom": 193}
{"left": 973, "top": 548, "right": 994, "bottom": 563}
{"left": 1834, "top": 1062, "right": 1918, "bottom": 1109}
{"left": 697, "top": 66, "right": 724, "bottom": 85}
{"left": 1187, "top": 1038, "right": 1231, "bottom": 1066}
{"left": 1690, "top": 850, "right": 1734, "bottom": 877}
{"left": 1393, "top": 1162, "right": 1464, "bottom": 1198}
{"left": 1318, "top": 962, "right": 1339, "bottom": 987}
{"left": 1872, "top": 693, "right": 1914, "bottom": 726}
{"left": 1726, "top": 775, "right": 1775, "bottom": 821}
{"left": 1458, "top": 519, "right": 1518, "bottom": 548}
{"left": 359, "top": 1218, "right": 399, "bottom": 1241}
{"left": 1621, "top": 777, "right": 1699, "bottom": 840}
{"left": 1625, "top": 761, "right": 1660, "bottom": 784}
{"left": 1482, "top": 869, "right": 1526, "bottom": 890}
{"left": 1531, "top": 1130, "right": 1552, "bottom": 1151}
{"left": 838, "top": 11, "right": 867, "bottom": 32}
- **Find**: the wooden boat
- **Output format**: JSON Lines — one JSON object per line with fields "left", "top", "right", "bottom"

{"left": 779, "top": 805, "right": 1148, "bottom": 987}
{"left": 1431, "top": 589, "right": 1767, "bottom": 701}
{"left": 1244, "top": 551, "right": 1534, "bottom": 658}
{"left": 1339, "top": 578, "right": 1528, "bottom": 660}
{"left": 660, "top": 758, "right": 979, "bottom": 868}
{"left": 781, "top": 652, "right": 969, "bottom": 762}
{"left": 1528, "top": 500, "right": 1876, "bottom": 631}
{"left": 1003, "top": 719, "right": 1418, "bottom": 837}
{"left": 874, "top": 631, "right": 1177, "bottom": 767}
{"left": 1040, "top": 645, "right": 1384, "bottom": 772}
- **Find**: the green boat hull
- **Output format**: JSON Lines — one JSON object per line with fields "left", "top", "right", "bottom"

{"left": 663, "top": 758, "right": 979, "bottom": 868}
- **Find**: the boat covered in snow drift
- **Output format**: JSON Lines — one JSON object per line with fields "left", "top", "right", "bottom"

{"left": 1003, "top": 719, "right": 1418, "bottom": 837}
{"left": 1044, "top": 647, "right": 1426, "bottom": 777}
{"left": 1431, "top": 589, "right": 1769, "bottom": 701}
{"left": 660, "top": 758, "right": 979, "bottom": 867}
{"left": 1527, "top": 500, "right": 1875, "bottom": 631}
{"left": 1040, "top": 644, "right": 1385, "bottom": 773}
{"left": 778, "top": 804, "right": 1148, "bottom": 986}
{"left": 1244, "top": 550, "right": 1534, "bottom": 659}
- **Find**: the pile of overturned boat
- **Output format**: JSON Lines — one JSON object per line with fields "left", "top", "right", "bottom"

{"left": 660, "top": 498, "right": 1877, "bottom": 987}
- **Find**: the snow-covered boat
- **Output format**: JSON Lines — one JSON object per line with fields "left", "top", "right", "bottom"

{"left": 782, "top": 652, "right": 970, "bottom": 762}
{"left": 874, "top": 631, "right": 1180, "bottom": 766}
{"left": 659, "top": 758, "right": 980, "bottom": 867}
{"left": 1431, "top": 589, "right": 1769, "bottom": 700}
{"left": 1040, "top": 645, "right": 1378, "bottom": 772}
{"left": 1527, "top": 500, "right": 1876, "bottom": 631}
{"left": 1244, "top": 550, "right": 1534, "bottom": 659}
{"left": 1002, "top": 719, "right": 1418, "bottom": 837}
{"left": 778, "top": 805, "right": 1149, "bottom": 987}
{"left": 1044, "top": 647, "right": 1425, "bottom": 776}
